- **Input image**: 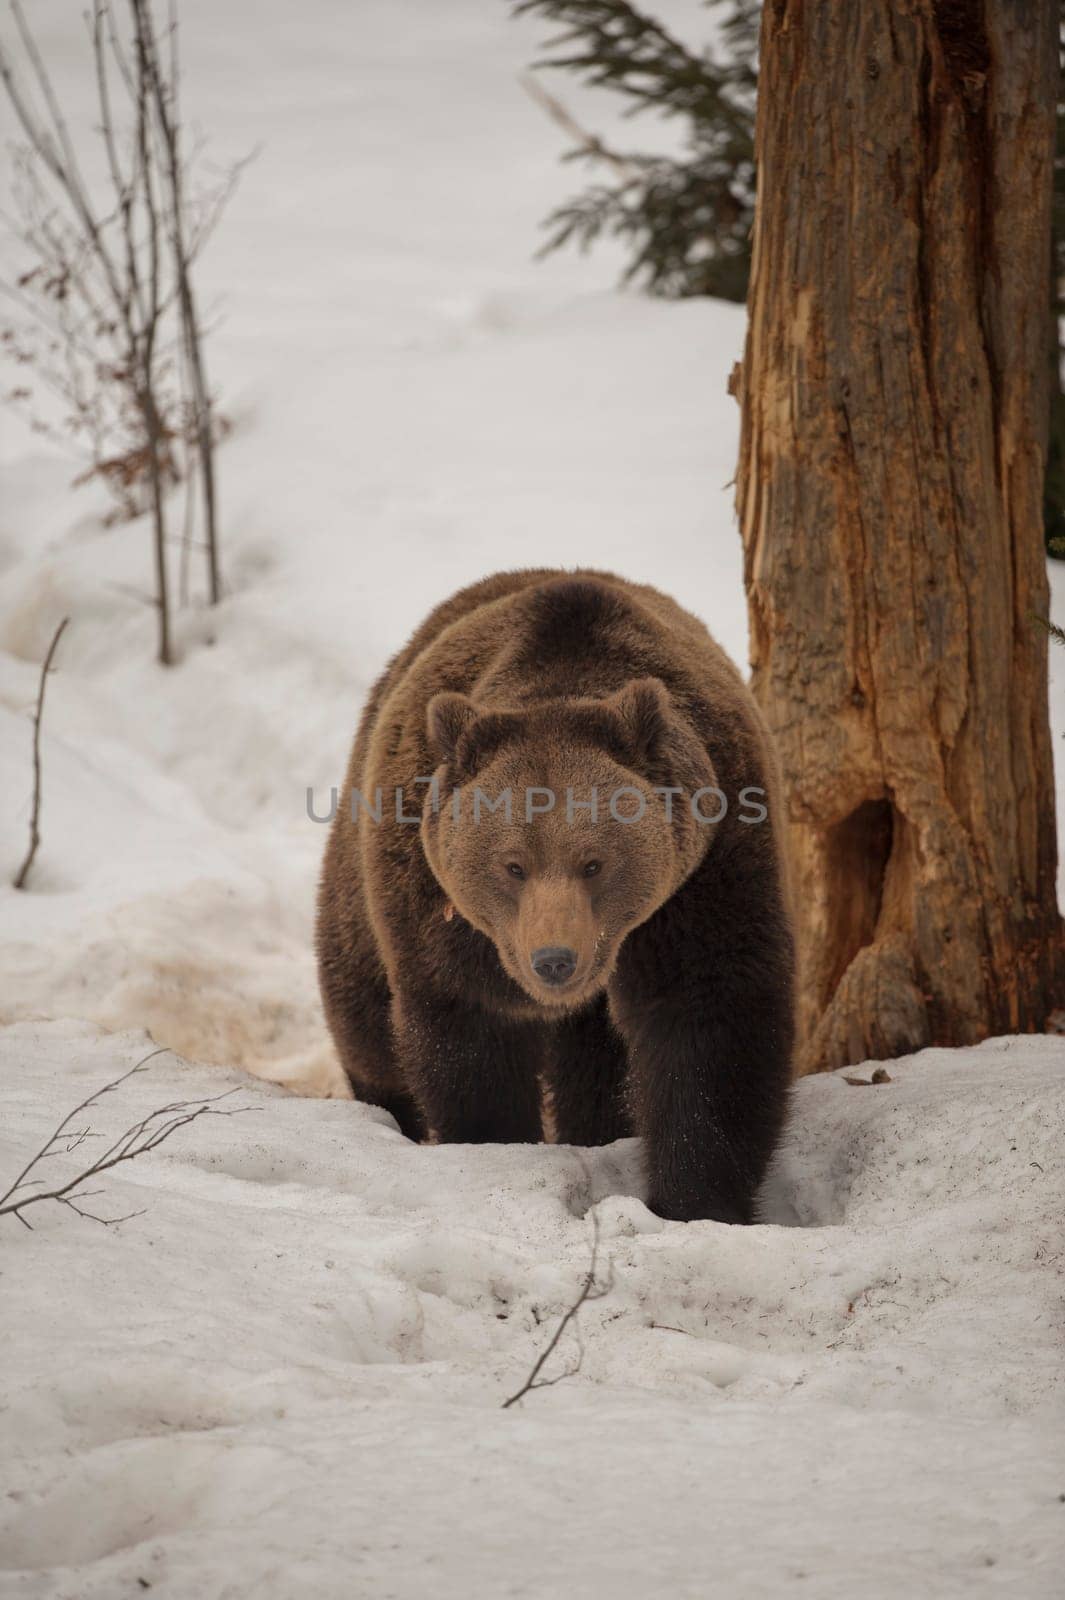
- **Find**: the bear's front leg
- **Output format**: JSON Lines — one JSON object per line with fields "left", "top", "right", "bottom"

{"left": 391, "top": 990, "right": 544, "bottom": 1144}
{"left": 546, "top": 997, "right": 632, "bottom": 1147}
{"left": 611, "top": 855, "right": 795, "bottom": 1223}
{"left": 618, "top": 994, "right": 792, "bottom": 1221}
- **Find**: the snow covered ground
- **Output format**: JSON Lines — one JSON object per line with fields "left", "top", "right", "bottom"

{"left": 1, "top": 1, "right": 1064, "bottom": 1594}
{"left": 2, "top": 1023, "right": 1064, "bottom": 1598}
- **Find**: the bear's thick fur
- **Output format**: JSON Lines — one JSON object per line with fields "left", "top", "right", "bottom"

{"left": 317, "top": 570, "right": 795, "bottom": 1222}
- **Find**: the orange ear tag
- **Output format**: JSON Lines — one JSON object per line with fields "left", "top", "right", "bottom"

{"left": 443, "top": 902, "right": 455, "bottom": 923}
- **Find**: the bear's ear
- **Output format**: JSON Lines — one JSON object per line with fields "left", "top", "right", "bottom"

{"left": 426, "top": 692, "right": 479, "bottom": 765}
{"left": 604, "top": 677, "right": 671, "bottom": 771}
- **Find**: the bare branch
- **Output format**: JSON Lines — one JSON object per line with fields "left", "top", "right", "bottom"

{"left": 91, "top": 2, "right": 132, "bottom": 222}
{"left": 0, "top": 1048, "right": 163, "bottom": 1209}
{"left": 133, "top": 0, "right": 222, "bottom": 605}
{"left": 519, "top": 71, "right": 638, "bottom": 181}
{"left": 127, "top": 0, "right": 171, "bottom": 660}
{"left": 4, "top": 0, "right": 128, "bottom": 321}
{"left": 183, "top": 146, "right": 258, "bottom": 262}
{"left": 12, "top": 614, "right": 69, "bottom": 890}
{"left": 0, "top": 1046, "right": 255, "bottom": 1228}
{"left": 502, "top": 1203, "right": 610, "bottom": 1407}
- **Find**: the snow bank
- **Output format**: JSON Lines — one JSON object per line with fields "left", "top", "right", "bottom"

{"left": 1, "top": 1022, "right": 1063, "bottom": 1597}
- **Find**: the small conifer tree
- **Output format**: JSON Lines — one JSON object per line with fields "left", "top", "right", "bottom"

{"left": 514, "top": 0, "right": 758, "bottom": 302}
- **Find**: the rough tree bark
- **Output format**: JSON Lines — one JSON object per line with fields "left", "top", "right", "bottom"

{"left": 736, "top": 0, "right": 1064, "bottom": 1072}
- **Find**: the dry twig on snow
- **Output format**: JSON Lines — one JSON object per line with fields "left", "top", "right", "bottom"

{"left": 12, "top": 614, "right": 69, "bottom": 891}
{"left": 502, "top": 1201, "right": 612, "bottom": 1408}
{"left": 0, "top": 1047, "right": 254, "bottom": 1228}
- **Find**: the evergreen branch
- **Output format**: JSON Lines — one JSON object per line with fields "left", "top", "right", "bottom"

{"left": 514, "top": 0, "right": 749, "bottom": 137}
{"left": 513, "top": 0, "right": 758, "bottom": 303}
{"left": 1031, "top": 610, "right": 1065, "bottom": 647}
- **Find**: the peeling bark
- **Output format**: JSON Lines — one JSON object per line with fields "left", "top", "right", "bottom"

{"left": 737, "top": 0, "right": 1064, "bottom": 1071}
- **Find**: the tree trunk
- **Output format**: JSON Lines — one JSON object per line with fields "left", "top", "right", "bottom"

{"left": 736, "top": 0, "right": 1064, "bottom": 1072}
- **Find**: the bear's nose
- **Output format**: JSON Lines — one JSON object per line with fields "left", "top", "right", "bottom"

{"left": 531, "top": 946, "right": 577, "bottom": 986}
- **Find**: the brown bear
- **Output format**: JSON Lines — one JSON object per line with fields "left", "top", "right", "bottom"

{"left": 316, "top": 569, "right": 795, "bottom": 1223}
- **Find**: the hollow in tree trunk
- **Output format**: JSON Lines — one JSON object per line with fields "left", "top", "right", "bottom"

{"left": 736, "top": 0, "right": 1064, "bottom": 1071}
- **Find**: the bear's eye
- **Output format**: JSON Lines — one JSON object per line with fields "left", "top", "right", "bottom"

{"left": 583, "top": 860, "right": 602, "bottom": 879}
{"left": 506, "top": 862, "right": 526, "bottom": 880}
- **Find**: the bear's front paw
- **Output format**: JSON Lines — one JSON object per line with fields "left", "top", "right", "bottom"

{"left": 648, "top": 1192, "right": 752, "bottom": 1225}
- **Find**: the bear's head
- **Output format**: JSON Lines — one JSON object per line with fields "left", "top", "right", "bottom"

{"left": 420, "top": 679, "right": 718, "bottom": 1010}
